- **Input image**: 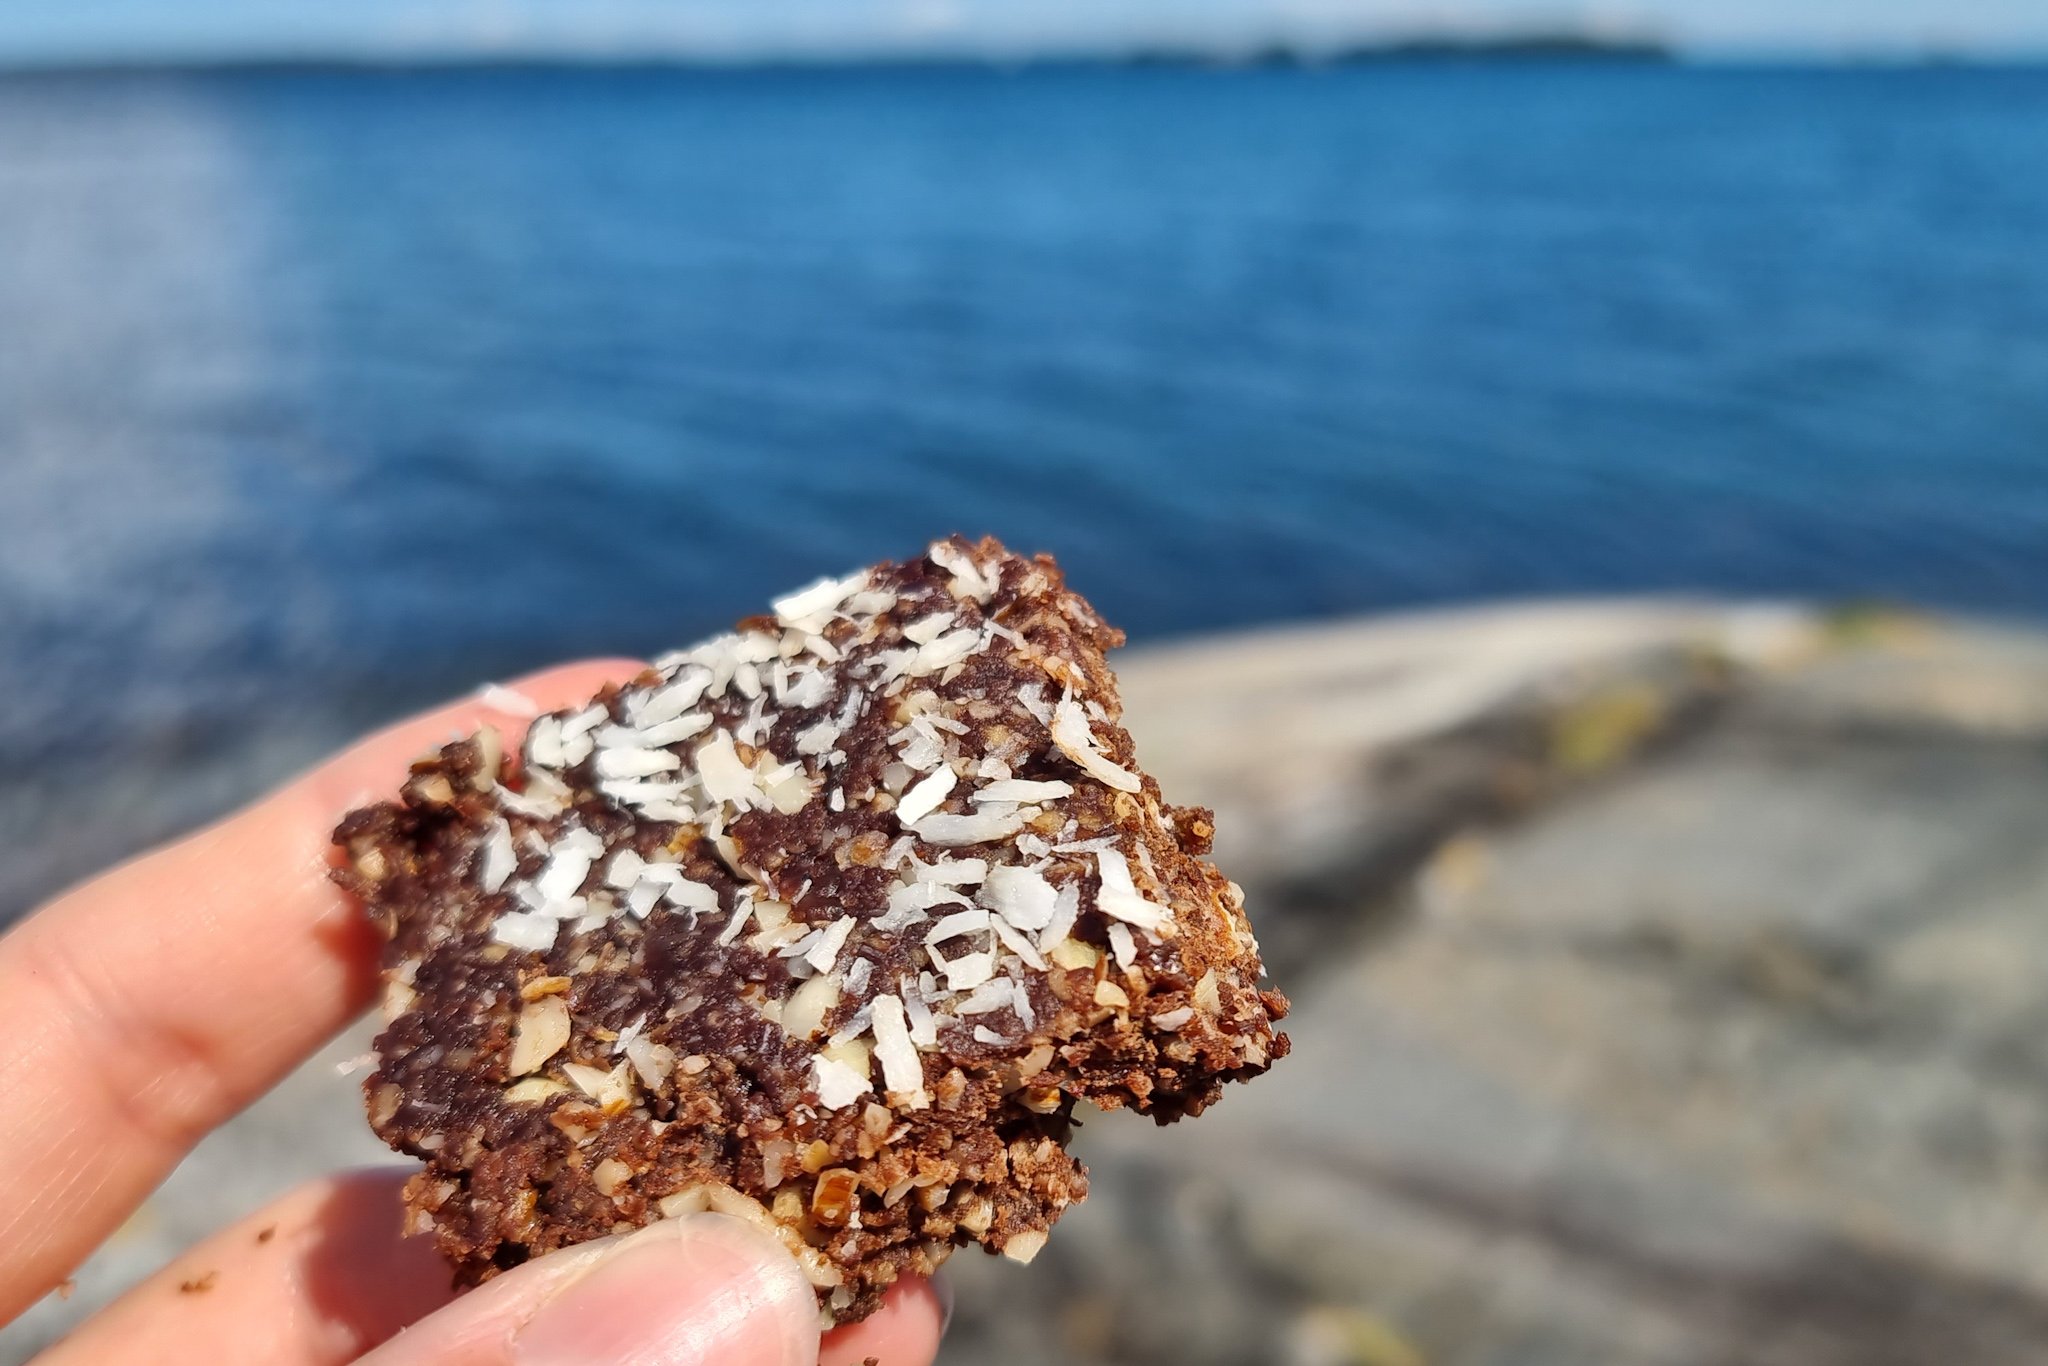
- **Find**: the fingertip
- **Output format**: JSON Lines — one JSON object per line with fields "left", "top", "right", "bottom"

{"left": 29, "top": 1168, "right": 455, "bottom": 1366}
{"left": 357, "top": 1213, "right": 819, "bottom": 1366}
{"left": 820, "top": 1276, "right": 949, "bottom": 1366}
{"left": 292, "top": 1168, "right": 456, "bottom": 1342}
{"left": 514, "top": 1214, "right": 818, "bottom": 1366}
{"left": 499, "top": 659, "right": 652, "bottom": 711}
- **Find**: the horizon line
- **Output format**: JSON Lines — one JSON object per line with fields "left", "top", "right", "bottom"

{"left": 2, "top": 40, "right": 2045, "bottom": 80}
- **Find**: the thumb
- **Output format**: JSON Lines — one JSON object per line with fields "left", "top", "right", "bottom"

{"left": 358, "top": 1213, "right": 821, "bottom": 1366}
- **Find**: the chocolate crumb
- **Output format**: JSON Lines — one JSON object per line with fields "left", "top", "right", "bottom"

{"left": 178, "top": 1272, "right": 217, "bottom": 1295}
{"left": 256, "top": 1226, "right": 276, "bottom": 1244}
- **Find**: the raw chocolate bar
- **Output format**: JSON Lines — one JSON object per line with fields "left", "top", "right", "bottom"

{"left": 334, "top": 536, "right": 1288, "bottom": 1323}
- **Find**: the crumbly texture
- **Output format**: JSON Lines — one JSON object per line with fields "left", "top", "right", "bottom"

{"left": 333, "top": 536, "right": 1288, "bottom": 1323}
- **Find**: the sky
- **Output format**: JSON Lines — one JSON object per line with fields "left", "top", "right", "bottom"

{"left": 2, "top": 0, "right": 2046, "bottom": 65}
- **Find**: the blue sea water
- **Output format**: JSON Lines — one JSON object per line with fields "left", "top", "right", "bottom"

{"left": 1, "top": 62, "right": 2045, "bottom": 909}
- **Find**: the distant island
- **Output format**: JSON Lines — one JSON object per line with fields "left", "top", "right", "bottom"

{"left": 1146, "top": 32, "right": 1676, "bottom": 67}
{"left": 0, "top": 29, "right": 1683, "bottom": 78}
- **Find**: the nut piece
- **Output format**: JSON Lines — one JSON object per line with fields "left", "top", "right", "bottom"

{"left": 811, "top": 1169, "right": 861, "bottom": 1228}
{"left": 508, "top": 996, "right": 571, "bottom": 1075}
{"left": 1000, "top": 1229, "right": 1048, "bottom": 1264}
{"left": 504, "top": 1077, "right": 569, "bottom": 1104}
{"left": 592, "top": 1158, "right": 632, "bottom": 1198}
{"left": 520, "top": 975, "right": 573, "bottom": 1001}
{"left": 562, "top": 1060, "right": 635, "bottom": 1112}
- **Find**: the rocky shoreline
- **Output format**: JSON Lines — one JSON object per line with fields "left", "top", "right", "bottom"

{"left": 9, "top": 599, "right": 2047, "bottom": 1365}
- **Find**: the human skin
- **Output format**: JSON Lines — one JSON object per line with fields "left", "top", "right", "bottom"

{"left": 0, "top": 661, "right": 946, "bottom": 1366}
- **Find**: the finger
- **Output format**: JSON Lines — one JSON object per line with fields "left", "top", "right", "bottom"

{"left": 37, "top": 1167, "right": 944, "bottom": 1366}
{"left": 31, "top": 1169, "right": 450, "bottom": 1366}
{"left": 356, "top": 1213, "right": 818, "bottom": 1366}
{"left": 820, "top": 1274, "right": 949, "bottom": 1366}
{"left": 0, "top": 660, "right": 646, "bottom": 1324}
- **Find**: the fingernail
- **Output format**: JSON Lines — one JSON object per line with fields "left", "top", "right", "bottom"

{"left": 932, "top": 1273, "right": 955, "bottom": 1334}
{"left": 515, "top": 1214, "right": 818, "bottom": 1366}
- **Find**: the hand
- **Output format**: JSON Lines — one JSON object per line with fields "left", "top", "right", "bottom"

{"left": 0, "top": 662, "right": 948, "bottom": 1366}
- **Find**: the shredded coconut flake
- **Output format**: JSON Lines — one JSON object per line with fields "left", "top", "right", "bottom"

{"left": 1107, "top": 921, "right": 1139, "bottom": 969}
{"left": 477, "top": 818, "right": 517, "bottom": 893}
{"left": 665, "top": 879, "right": 721, "bottom": 913}
{"left": 812, "top": 1054, "right": 874, "bottom": 1109}
{"left": 928, "top": 539, "right": 997, "bottom": 602}
{"left": 910, "top": 856, "right": 988, "bottom": 886}
{"left": 1038, "top": 882, "right": 1082, "bottom": 952}
{"left": 892, "top": 718, "right": 948, "bottom": 772}
{"left": 925, "top": 908, "right": 992, "bottom": 945}
{"left": 885, "top": 880, "right": 969, "bottom": 925}
{"left": 495, "top": 783, "right": 565, "bottom": 819}
{"left": 796, "top": 719, "right": 843, "bottom": 756}
{"left": 805, "top": 916, "right": 858, "bottom": 974}
{"left": 901, "top": 980, "right": 938, "bottom": 1047}
{"left": 981, "top": 863, "right": 1059, "bottom": 932}
{"left": 827, "top": 1004, "right": 875, "bottom": 1048}
{"left": 784, "top": 667, "right": 832, "bottom": 709}
{"left": 973, "top": 778, "right": 1074, "bottom": 804}
{"left": 943, "top": 951, "right": 997, "bottom": 991}
{"left": 901, "top": 613, "right": 956, "bottom": 645}
{"left": 910, "top": 627, "right": 984, "bottom": 675}
{"left": 477, "top": 682, "right": 542, "bottom": 717}
{"left": 774, "top": 570, "right": 868, "bottom": 630}
{"left": 1050, "top": 692, "right": 1142, "bottom": 792}
{"left": 716, "top": 892, "right": 755, "bottom": 946}
{"left": 491, "top": 911, "right": 559, "bottom": 952}
{"left": 954, "top": 979, "right": 1013, "bottom": 1014}
{"left": 695, "top": 731, "right": 761, "bottom": 810}
{"left": 525, "top": 715, "right": 566, "bottom": 768}
{"left": 626, "top": 881, "right": 664, "bottom": 919}
{"left": 532, "top": 833, "right": 601, "bottom": 904}
{"left": 780, "top": 926, "right": 824, "bottom": 961}
{"left": 895, "top": 766, "right": 957, "bottom": 827}
{"left": 1016, "top": 683, "right": 1052, "bottom": 726}
{"left": 913, "top": 805, "right": 1039, "bottom": 846}
{"left": 633, "top": 672, "right": 710, "bottom": 726}
{"left": 636, "top": 714, "right": 712, "bottom": 746}
{"left": 596, "top": 746, "right": 681, "bottom": 779}
{"left": 870, "top": 995, "right": 927, "bottom": 1101}
{"left": 1094, "top": 849, "right": 1169, "bottom": 932}
{"left": 991, "top": 918, "right": 1048, "bottom": 970}
{"left": 604, "top": 848, "right": 645, "bottom": 890}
